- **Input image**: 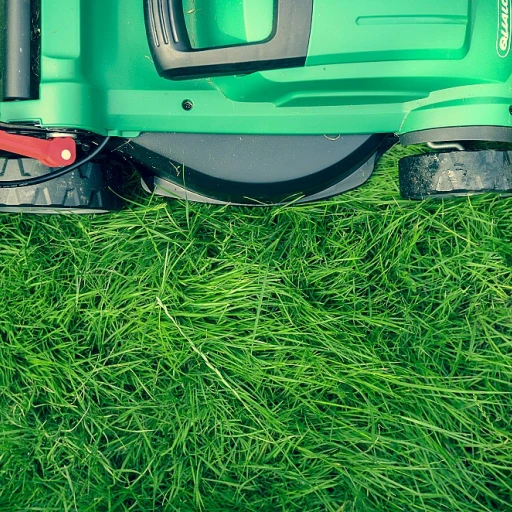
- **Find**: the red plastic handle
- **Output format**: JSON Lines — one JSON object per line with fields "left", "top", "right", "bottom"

{"left": 0, "top": 131, "right": 77, "bottom": 167}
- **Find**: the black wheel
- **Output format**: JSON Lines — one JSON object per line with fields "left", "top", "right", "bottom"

{"left": 0, "top": 157, "right": 123, "bottom": 213}
{"left": 399, "top": 150, "right": 512, "bottom": 200}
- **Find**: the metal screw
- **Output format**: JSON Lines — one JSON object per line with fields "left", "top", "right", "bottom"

{"left": 182, "top": 100, "right": 194, "bottom": 111}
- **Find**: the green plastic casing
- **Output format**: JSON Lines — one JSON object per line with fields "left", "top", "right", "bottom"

{"left": 1, "top": 0, "right": 511, "bottom": 138}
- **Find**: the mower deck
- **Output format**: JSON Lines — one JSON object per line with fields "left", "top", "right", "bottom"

{"left": 1, "top": 0, "right": 512, "bottom": 210}
{"left": 2, "top": 1, "right": 512, "bottom": 138}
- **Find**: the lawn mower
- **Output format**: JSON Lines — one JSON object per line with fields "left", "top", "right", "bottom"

{"left": 1, "top": 0, "right": 512, "bottom": 212}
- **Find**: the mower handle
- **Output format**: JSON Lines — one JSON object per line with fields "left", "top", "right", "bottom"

{"left": 1, "top": 0, "right": 32, "bottom": 100}
{"left": 144, "top": 0, "right": 313, "bottom": 80}
{"left": 166, "top": 0, "right": 192, "bottom": 52}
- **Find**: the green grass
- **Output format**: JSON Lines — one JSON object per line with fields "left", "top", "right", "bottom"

{"left": 1, "top": 145, "right": 512, "bottom": 511}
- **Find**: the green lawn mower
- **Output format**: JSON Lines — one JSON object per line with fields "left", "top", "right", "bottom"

{"left": 1, "top": 0, "right": 512, "bottom": 212}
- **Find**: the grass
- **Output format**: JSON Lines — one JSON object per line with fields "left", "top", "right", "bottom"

{"left": 1, "top": 144, "right": 512, "bottom": 511}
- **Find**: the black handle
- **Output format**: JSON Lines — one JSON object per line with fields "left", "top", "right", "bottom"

{"left": 167, "top": 0, "right": 193, "bottom": 52}
{"left": 0, "top": 0, "right": 32, "bottom": 100}
{"left": 144, "top": 0, "right": 313, "bottom": 80}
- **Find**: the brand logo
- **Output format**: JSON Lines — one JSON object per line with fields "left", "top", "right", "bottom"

{"left": 498, "top": 0, "right": 512, "bottom": 58}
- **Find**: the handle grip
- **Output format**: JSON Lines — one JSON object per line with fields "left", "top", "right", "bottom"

{"left": 1, "top": 0, "right": 32, "bottom": 100}
{"left": 144, "top": 0, "right": 313, "bottom": 80}
{"left": 167, "top": 0, "right": 193, "bottom": 52}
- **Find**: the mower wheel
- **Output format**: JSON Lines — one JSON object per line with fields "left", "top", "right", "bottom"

{"left": 399, "top": 150, "right": 512, "bottom": 200}
{"left": 0, "top": 157, "right": 123, "bottom": 213}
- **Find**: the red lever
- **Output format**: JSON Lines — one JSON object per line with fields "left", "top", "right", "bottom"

{"left": 0, "top": 131, "right": 77, "bottom": 167}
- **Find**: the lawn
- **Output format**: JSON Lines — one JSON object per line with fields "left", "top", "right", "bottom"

{"left": 1, "top": 144, "right": 512, "bottom": 511}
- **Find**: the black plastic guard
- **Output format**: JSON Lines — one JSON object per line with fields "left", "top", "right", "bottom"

{"left": 144, "top": 0, "right": 313, "bottom": 79}
{"left": 115, "top": 133, "right": 389, "bottom": 205}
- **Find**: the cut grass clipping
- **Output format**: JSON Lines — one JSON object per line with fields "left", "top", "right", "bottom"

{"left": 1, "top": 144, "right": 512, "bottom": 511}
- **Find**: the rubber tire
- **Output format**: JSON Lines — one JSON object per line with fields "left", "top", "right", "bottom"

{"left": 399, "top": 150, "right": 512, "bottom": 200}
{"left": 0, "top": 157, "right": 123, "bottom": 213}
